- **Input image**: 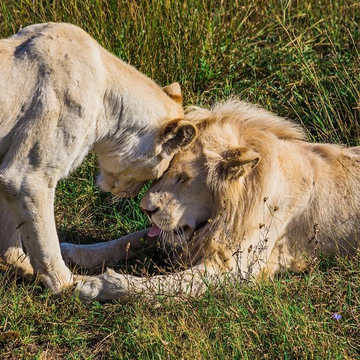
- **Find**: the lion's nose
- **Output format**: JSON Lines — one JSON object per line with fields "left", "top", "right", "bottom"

{"left": 140, "top": 206, "right": 159, "bottom": 217}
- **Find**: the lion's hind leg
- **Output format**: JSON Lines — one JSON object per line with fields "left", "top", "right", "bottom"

{"left": 0, "top": 195, "right": 34, "bottom": 277}
{"left": 2, "top": 242, "right": 34, "bottom": 277}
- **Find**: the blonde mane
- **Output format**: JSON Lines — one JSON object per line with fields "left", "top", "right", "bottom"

{"left": 186, "top": 99, "right": 306, "bottom": 141}
{"left": 183, "top": 99, "right": 347, "bottom": 271}
{"left": 184, "top": 100, "right": 307, "bottom": 258}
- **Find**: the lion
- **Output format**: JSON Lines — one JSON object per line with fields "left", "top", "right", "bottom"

{"left": 61, "top": 99, "right": 360, "bottom": 302}
{"left": 0, "top": 22, "right": 199, "bottom": 293}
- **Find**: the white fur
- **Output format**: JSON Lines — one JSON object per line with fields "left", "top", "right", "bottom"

{"left": 0, "top": 23, "right": 184, "bottom": 293}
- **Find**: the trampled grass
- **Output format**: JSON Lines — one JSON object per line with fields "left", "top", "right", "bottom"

{"left": 0, "top": 0, "right": 360, "bottom": 358}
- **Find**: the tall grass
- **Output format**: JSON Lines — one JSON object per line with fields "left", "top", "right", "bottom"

{"left": 0, "top": 0, "right": 360, "bottom": 358}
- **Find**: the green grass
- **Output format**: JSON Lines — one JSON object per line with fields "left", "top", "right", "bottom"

{"left": 1, "top": 0, "right": 360, "bottom": 358}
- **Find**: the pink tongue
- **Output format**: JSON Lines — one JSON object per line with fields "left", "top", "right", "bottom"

{"left": 147, "top": 224, "right": 161, "bottom": 237}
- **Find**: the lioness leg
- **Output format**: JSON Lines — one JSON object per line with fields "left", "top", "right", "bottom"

{"left": 0, "top": 194, "right": 33, "bottom": 276}
{"left": 61, "top": 229, "right": 150, "bottom": 271}
{"left": 0, "top": 173, "right": 72, "bottom": 293}
{"left": 75, "top": 263, "right": 211, "bottom": 303}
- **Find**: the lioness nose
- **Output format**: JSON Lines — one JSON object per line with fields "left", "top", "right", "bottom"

{"left": 141, "top": 206, "right": 159, "bottom": 217}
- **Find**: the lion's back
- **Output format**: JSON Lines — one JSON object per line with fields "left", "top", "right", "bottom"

{"left": 0, "top": 22, "right": 106, "bottom": 92}
{"left": 0, "top": 23, "right": 108, "bottom": 154}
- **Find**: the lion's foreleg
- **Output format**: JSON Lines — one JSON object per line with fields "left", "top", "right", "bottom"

{"left": 61, "top": 229, "right": 150, "bottom": 271}
{"left": 0, "top": 174, "right": 73, "bottom": 293}
{"left": 76, "top": 263, "right": 213, "bottom": 303}
{"left": 22, "top": 194, "right": 73, "bottom": 292}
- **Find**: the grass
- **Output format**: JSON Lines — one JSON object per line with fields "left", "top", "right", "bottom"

{"left": 0, "top": 0, "right": 360, "bottom": 358}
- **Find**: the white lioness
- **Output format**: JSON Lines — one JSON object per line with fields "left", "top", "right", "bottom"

{"left": 62, "top": 99, "right": 360, "bottom": 302}
{"left": 0, "top": 22, "right": 199, "bottom": 293}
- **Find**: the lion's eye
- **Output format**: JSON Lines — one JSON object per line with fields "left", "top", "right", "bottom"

{"left": 171, "top": 173, "right": 190, "bottom": 186}
{"left": 172, "top": 177, "right": 182, "bottom": 186}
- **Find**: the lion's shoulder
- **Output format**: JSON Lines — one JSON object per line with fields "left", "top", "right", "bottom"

{"left": 9, "top": 22, "right": 100, "bottom": 62}
{"left": 13, "top": 22, "right": 93, "bottom": 42}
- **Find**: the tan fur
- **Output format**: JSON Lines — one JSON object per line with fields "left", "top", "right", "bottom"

{"left": 0, "top": 22, "right": 199, "bottom": 293}
{"left": 63, "top": 99, "right": 360, "bottom": 302}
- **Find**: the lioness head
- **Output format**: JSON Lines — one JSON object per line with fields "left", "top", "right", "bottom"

{"left": 97, "top": 119, "right": 197, "bottom": 197}
{"left": 96, "top": 83, "right": 199, "bottom": 198}
{"left": 140, "top": 109, "right": 261, "bottom": 244}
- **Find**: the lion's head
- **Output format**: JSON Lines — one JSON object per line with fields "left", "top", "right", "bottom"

{"left": 140, "top": 142, "right": 213, "bottom": 239}
{"left": 140, "top": 99, "right": 305, "bottom": 255}
{"left": 139, "top": 127, "right": 261, "bottom": 248}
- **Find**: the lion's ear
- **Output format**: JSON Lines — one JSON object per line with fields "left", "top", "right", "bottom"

{"left": 163, "top": 82, "right": 182, "bottom": 105}
{"left": 157, "top": 119, "right": 197, "bottom": 155}
{"left": 219, "top": 147, "right": 260, "bottom": 181}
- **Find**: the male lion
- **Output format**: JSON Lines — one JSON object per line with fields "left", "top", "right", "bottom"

{"left": 0, "top": 22, "right": 198, "bottom": 293}
{"left": 62, "top": 99, "right": 360, "bottom": 302}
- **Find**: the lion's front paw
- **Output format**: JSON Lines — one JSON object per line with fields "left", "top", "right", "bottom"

{"left": 60, "top": 243, "right": 109, "bottom": 271}
{"left": 74, "top": 275, "right": 104, "bottom": 303}
{"left": 60, "top": 242, "right": 79, "bottom": 266}
{"left": 74, "top": 269, "right": 128, "bottom": 303}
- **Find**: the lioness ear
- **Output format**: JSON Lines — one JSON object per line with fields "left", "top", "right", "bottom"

{"left": 219, "top": 147, "right": 260, "bottom": 181}
{"left": 158, "top": 119, "right": 197, "bottom": 155}
{"left": 163, "top": 82, "right": 182, "bottom": 105}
